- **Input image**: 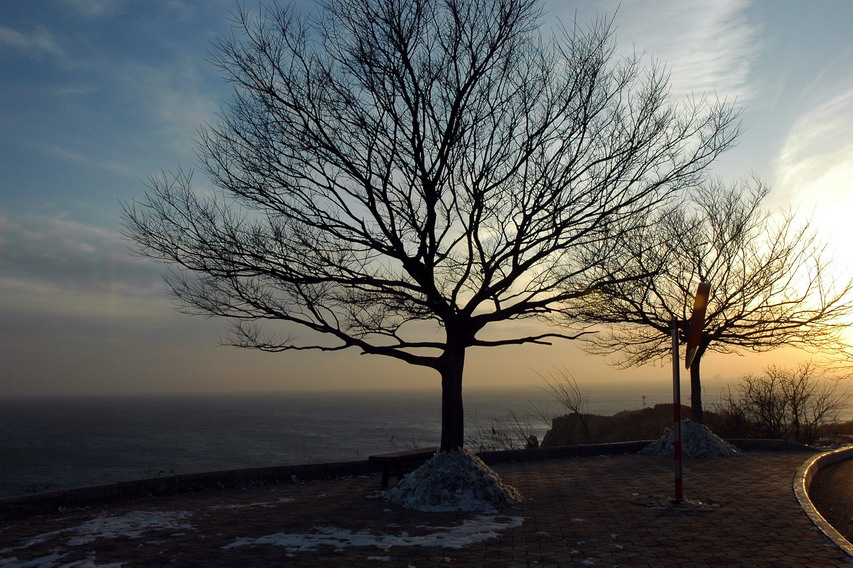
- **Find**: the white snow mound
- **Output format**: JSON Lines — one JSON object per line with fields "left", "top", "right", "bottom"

{"left": 385, "top": 448, "right": 522, "bottom": 512}
{"left": 640, "top": 420, "right": 737, "bottom": 458}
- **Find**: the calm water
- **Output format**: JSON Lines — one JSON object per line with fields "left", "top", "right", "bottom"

{"left": 0, "top": 383, "right": 696, "bottom": 498}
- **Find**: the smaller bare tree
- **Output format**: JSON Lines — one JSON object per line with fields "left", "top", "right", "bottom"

{"left": 572, "top": 178, "right": 853, "bottom": 424}
{"left": 711, "top": 363, "right": 849, "bottom": 444}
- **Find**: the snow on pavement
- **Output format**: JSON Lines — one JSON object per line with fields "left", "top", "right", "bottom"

{"left": 0, "top": 553, "right": 127, "bottom": 567}
{"left": 1, "top": 511, "right": 193, "bottom": 568}
{"left": 19, "top": 511, "right": 194, "bottom": 548}
{"left": 222, "top": 514, "right": 525, "bottom": 552}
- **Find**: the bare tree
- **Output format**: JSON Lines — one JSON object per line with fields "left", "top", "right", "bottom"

{"left": 123, "top": 0, "right": 739, "bottom": 451}
{"left": 712, "top": 363, "right": 849, "bottom": 444}
{"left": 575, "top": 178, "right": 853, "bottom": 423}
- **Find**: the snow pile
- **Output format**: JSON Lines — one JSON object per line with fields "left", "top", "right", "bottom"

{"left": 640, "top": 420, "right": 737, "bottom": 458}
{"left": 385, "top": 448, "right": 522, "bottom": 512}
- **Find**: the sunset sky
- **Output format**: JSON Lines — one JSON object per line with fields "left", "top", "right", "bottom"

{"left": 2, "top": 0, "right": 852, "bottom": 397}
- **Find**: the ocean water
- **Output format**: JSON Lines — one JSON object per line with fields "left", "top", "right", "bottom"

{"left": 0, "top": 383, "right": 687, "bottom": 498}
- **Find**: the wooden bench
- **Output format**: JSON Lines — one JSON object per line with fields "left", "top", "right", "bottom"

{"left": 368, "top": 447, "right": 437, "bottom": 488}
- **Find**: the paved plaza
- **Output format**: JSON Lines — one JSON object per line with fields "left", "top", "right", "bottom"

{"left": 1, "top": 451, "right": 849, "bottom": 567}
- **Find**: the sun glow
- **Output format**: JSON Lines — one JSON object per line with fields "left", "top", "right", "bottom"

{"left": 775, "top": 89, "right": 853, "bottom": 265}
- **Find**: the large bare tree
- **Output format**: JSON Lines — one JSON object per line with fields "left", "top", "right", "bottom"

{"left": 123, "top": 0, "right": 739, "bottom": 450}
{"left": 575, "top": 178, "right": 853, "bottom": 423}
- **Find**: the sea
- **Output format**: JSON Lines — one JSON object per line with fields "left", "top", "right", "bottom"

{"left": 0, "top": 381, "right": 804, "bottom": 499}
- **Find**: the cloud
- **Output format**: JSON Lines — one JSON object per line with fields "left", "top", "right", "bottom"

{"left": 552, "top": 0, "right": 761, "bottom": 101}
{"left": 127, "top": 61, "right": 221, "bottom": 152}
{"left": 59, "top": 0, "right": 125, "bottom": 18}
{"left": 0, "top": 211, "right": 163, "bottom": 299}
{"left": 0, "top": 24, "right": 64, "bottom": 58}
{"left": 0, "top": 208, "right": 255, "bottom": 396}
{"left": 41, "top": 144, "right": 140, "bottom": 178}
{"left": 0, "top": 211, "right": 181, "bottom": 388}
{"left": 774, "top": 88, "right": 853, "bottom": 261}
{"left": 624, "top": 0, "right": 759, "bottom": 100}
{"left": 775, "top": 89, "right": 853, "bottom": 198}
{"left": 99, "top": 41, "right": 223, "bottom": 158}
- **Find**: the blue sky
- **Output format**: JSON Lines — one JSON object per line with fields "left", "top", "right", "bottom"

{"left": 2, "top": 0, "right": 852, "bottom": 396}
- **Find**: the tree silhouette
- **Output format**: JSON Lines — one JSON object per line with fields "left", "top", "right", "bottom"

{"left": 123, "top": 0, "right": 739, "bottom": 450}
{"left": 575, "top": 178, "right": 853, "bottom": 423}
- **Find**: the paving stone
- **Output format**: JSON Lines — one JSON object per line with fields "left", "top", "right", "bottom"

{"left": 1, "top": 451, "right": 849, "bottom": 567}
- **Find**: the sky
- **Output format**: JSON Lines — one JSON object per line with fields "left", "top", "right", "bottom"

{"left": 1, "top": 0, "right": 852, "bottom": 397}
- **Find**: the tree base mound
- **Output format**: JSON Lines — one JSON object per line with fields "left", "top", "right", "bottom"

{"left": 384, "top": 448, "right": 522, "bottom": 512}
{"left": 640, "top": 420, "right": 737, "bottom": 458}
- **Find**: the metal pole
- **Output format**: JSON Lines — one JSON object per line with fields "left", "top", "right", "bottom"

{"left": 671, "top": 317, "right": 683, "bottom": 503}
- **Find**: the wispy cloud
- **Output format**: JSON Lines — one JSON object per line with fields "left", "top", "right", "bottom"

{"left": 624, "top": 0, "right": 759, "bottom": 100}
{"left": 0, "top": 211, "right": 178, "bottom": 375}
{"left": 0, "top": 211, "right": 163, "bottom": 299}
{"left": 555, "top": 0, "right": 761, "bottom": 101}
{"left": 127, "top": 61, "right": 221, "bottom": 152}
{"left": 0, "top": 24, "right": 64, "bottom": 58}
{"left": 59, "top": 0, "right": 125, "bottom": 18}
{"left": 41, "top": 144, "right": 140, "bottom": 178}
{"left": 774, "top": 88, "right": 853, "bottom": 258}
{"left": 776, "top": 90, "right": 853, "bottom": 194}
{"left": 0, "top": 209, "right": 233, "bottom": 396}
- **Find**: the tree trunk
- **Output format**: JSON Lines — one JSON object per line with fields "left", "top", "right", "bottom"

{"left": 438, "top": 343, "right": 466, "bottom": 452}
{"left": 689, "top": 343, "right": 708, "bottom": 424}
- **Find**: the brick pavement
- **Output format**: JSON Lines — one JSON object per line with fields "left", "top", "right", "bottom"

{"left": 1, "top": 451, "right": 849, "bottom": 567}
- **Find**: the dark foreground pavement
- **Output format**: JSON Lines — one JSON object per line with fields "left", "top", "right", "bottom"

{"left": 1, "top": 451, "right": 849, "bottom": 567}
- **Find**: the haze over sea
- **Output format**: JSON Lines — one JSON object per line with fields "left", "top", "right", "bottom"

{"left": 1, "top": 381, "right": 848, "bottom": 499}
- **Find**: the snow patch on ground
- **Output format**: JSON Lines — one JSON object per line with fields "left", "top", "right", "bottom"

{"left": 20, "top": 511, "right": 194, "bottom": 548}
{"left": 223, "top": 514, "right": 523, "bottom": 551}
{"left": 3, "top": 512, "right": 193, "bottom": 568}
{"left": 0, "top": 554, "right": 65, "bottom": 568}
{"left": 0, "top": 553, "right": 126, "bottom": 567}
{"left": 207, "top": 497, "right": 294, "bottom": 510}
{"left": 384, "top": 448, "right": 523, "bottom": 512}
{"left": 640, "top": 420, "right": 737, "bottom": 458}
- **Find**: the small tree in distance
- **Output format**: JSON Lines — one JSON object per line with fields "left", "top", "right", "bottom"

{"left": 712, "top": 363, "right": 849, "bottom": 444}
{"left": 574, "top": 178, "right": 853, "bottom": 424}
{"left": 123, "top": 0, "right": 740, "bottom": 451}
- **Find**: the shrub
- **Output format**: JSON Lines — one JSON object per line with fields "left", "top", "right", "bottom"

{"left": 710, "top": 363, "right": 849, "bottom": 445}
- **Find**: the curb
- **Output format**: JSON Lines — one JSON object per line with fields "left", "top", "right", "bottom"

{"left": 793, "top": 445, "right": 853, "bottom": 559}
